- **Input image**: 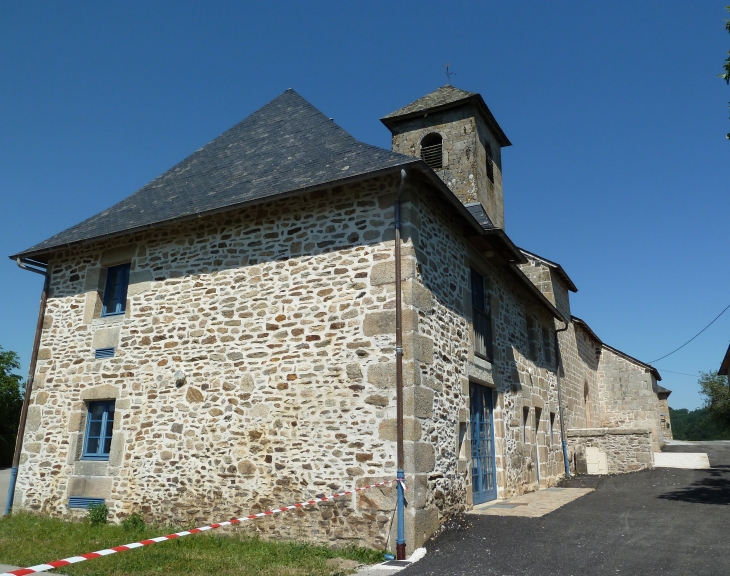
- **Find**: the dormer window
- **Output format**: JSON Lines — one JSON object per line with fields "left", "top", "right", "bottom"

{"left": 420, "top": 133, "right": 443, "bottom": 170}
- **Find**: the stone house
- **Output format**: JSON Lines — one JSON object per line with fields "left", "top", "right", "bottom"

{"left": 10, "top": 85, "right": 670, "bottom": 551}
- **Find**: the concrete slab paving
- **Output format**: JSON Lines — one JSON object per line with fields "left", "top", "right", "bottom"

{"left": 467, "top": 487, "right": 594, "bottom": 518}
{"left": 354, "top": 548, "right": 427, "bottom": 575}
{"left": 654, "top": 452, "right": 711, "bottom": 469}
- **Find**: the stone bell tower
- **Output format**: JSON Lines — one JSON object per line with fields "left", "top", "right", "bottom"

{"left": 381, "top": 85, "right": 511, "bottom": 229}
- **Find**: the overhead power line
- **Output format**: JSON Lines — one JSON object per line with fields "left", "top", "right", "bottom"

{"left": 654, "top": 368, "right": 700, "bottom": 377}
{"left": 648, "top": 302, "right": 730, "bottom": 363}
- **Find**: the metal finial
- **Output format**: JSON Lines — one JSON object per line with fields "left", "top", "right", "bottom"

{"left": 444, "top": 64, "right": 455, "bottom": 85}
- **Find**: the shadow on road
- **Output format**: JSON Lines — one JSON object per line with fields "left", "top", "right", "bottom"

{"left": 658, "top": 465, "right": 730, "bottom": 505}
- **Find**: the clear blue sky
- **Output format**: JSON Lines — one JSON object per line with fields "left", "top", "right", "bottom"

{"left": 1, "top": 1, "right": 728, "bottom": 410}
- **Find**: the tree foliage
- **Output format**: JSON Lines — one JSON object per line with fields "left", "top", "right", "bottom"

{"left": 698, "top": 370, "right": 730, "bottom": 427}
{"left": 669, "top": 406, "right": 730, "bottom": 440}
{"left": 0, "top": 346, "right": 24, "bottom": 437}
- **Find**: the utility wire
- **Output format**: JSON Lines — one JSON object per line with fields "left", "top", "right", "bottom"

{"left": 648, "top": 302, "right": 730, "bottom": 363}
{"left": 653, "top": 368, "right": 700, "bottom": 377}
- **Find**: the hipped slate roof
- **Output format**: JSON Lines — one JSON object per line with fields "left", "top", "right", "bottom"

{"left": 465, "top": 203, "right": 495, "bottom": 230}
{"left": 381, "top": 85, "right": 511, "bottom": 147}
{"left": 382, "top": 85, "right": 477, "bottom": 119}
{"left": 13, "top": 89, "right": 418, "bottom": 260}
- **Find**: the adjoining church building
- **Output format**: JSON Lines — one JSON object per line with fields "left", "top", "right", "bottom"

{"left": 10, "top": 85, "right": 671, "bottom": 550}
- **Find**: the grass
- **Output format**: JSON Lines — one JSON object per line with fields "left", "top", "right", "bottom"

{"left": 0, "top": 513, "right": 384, "bottom": 576}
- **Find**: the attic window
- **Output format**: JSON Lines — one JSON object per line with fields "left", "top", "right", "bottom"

{"left": 420, "top": 133, "right": 443, "bottom": 170}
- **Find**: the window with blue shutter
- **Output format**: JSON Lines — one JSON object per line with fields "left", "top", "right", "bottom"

{"left": 101, "top": 264, "right": 130, "bottom": 317}
{"left": 82, "top": 401, "right": 115, "bottom": 460}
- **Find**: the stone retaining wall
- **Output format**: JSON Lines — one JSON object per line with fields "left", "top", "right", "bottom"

{"left": 568, "top": 428, "right": 654, "bottom": 474}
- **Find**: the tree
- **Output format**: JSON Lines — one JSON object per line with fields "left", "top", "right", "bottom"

{"left": 722, "top": 6, "right": 730, "bottom": 139}
{"left": 698, "top": 370, "right": 730, "bottom": 427}
{"left": 0, "top": 346, "right": 24, "bottom": 437}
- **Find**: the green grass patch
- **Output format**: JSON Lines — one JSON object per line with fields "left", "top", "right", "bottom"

{"left": 0, "top": 513, "right": 383, "bottom": 576}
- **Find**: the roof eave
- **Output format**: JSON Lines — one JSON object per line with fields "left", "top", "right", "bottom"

{"left": 9, "top": 160, "right": 424, "bottom": 263}
{"left": 571, "top": 315, "right": 660, "bottom": 381}
{"left": 601, "top": 342, "right": 662, "bottom": 381}
{"left": 571, "top": 316, "right": 602, "bottom": 344}
{"left": 411, "top": 166, "right": 526, "bottom": 265}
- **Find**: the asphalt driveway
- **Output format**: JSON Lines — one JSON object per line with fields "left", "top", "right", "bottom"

{"left": 402, "top": 442, "right": 730, "bottom": 576}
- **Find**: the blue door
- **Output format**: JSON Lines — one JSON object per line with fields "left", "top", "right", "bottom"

{"left": 470, "top": 382, "right": 498, "bottom": 504}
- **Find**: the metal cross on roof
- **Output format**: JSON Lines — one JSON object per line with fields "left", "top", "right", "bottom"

{"left": 444, "top": 63, "right": 455, "bottom": 85}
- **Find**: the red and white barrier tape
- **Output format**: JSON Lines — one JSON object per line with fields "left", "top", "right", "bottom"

{"left": 1, "top": 478, "right": 405, "bottom": 576}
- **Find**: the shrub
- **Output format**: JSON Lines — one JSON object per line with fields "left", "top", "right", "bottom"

{"left": 87, "top": 502, "right": 108, "bottom": 526}
{"left": 122, "top": 512, "right": 145, "bottom": 531}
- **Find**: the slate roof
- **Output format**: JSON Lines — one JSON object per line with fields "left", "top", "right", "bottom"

{"left": 656, "top": 385, "right": 672, "bottom": 397}
{"left": 382, "top": 85, "right": 477, "bottom": 119}
{"left": 465, "top": 203, "right": 495, "bottom": 230}
{"left": 380, "top": 85, "right": 511, "bottom": 147}
{"left": 13, "top": 89, "right": 419, "bottom": 260}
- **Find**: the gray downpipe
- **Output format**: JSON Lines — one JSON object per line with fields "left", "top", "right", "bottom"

{"left": 555, "top": 321, "right": 570, "bottom": 477}
{"left": 5, "top": 258, "right": 49, "bottom": 516}
{"left": 394, "top": 168, "right": 407, "bottom": 561}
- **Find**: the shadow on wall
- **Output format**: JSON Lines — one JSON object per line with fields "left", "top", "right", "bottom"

{"left": 657, "top": 465, "right": 730, "bottom": 506}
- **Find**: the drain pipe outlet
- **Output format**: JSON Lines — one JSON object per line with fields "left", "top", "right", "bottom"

{"left": 5, "top": 258, "right": 50, "bottom": 516}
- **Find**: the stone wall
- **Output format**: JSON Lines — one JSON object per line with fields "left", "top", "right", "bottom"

{"left": 658, "top": 397, "right": 673, "bottom": 442}
{"left": 518, "top": 256, "right": 599, "bottom": 432}
{"left": 389, "top": 105, "right": 505, "bottom": 229}
{"left": 517, "top": 258, "right": 668, "bottom": 455}
{"left": 414, "top": 188, "right": 566, "bottom": 505}
{"left": 16, "top": 174, "right": 426, "bottom": 549}
{"left": 596, "top": 348, "right": 663, "bottom": 451}
{"left": 567, "top": 428, "right": 654, "bottom": 474}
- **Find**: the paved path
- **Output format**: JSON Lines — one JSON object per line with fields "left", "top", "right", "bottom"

{"left": 401, "top": 441, "right": 730, "bottom": 575}
{"left": 468, "top": 487, "right": 594, "bottom": 518}
{"left": 654, "top": 451, "right": 711, "bottom": 469}
{"left": 0, "top": 468, "right": 9, "bottom": 514}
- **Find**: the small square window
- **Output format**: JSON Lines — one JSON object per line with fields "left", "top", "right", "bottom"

{"left": 83, "top": 401, "right": 115, "bottom": 460}
{"left": 101, "top": 264, "right": 130, "bottom": 317}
